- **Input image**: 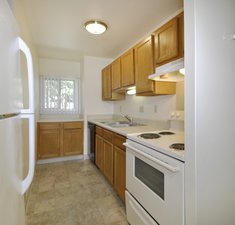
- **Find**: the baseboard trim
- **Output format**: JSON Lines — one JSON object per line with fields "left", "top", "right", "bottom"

{"left": 37, "top": 155, "right": 84, "bottom": 165}
{"left": 83, "top": 154, "right": 90, "bottom": 160}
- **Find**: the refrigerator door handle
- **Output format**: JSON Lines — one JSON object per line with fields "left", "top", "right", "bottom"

{"left": 20, "top": 114, "right": 35, "bottom": 194}
{"left": 18, "top": 37, "right": 34, "bottom": 114}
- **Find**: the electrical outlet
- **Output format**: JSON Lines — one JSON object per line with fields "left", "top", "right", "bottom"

{"left": 139, "top": 106, "right": 144, "bottom": 113}
{"left": 154, "top": 105, "right": 158, "bottom": 113}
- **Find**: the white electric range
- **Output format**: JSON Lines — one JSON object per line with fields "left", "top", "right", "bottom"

{"left": 124, "top": 130, "right": 185, "bottom": 225}
{"left": 127, "top": 130, "right": 184, "bottom": 161}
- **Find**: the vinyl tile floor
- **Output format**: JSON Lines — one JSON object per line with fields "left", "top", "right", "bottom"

{"left": 26, "top": 160, "right": 128, "bottom": 225}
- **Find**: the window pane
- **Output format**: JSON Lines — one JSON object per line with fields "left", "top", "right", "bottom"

{"left": 40, "top": 76, "right": 79, "bottom": 114}
{"left": 60, "top": 80, "right": 75, "bottom": 111}
{"left": 44, "top": 79, "right": 59, "bottom": 109}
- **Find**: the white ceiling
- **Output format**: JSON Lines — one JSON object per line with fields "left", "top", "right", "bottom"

{"left": 22, "top": 0, "right": 183, "bottom": 60}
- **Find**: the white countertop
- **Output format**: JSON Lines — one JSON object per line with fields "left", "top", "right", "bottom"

{"left": 38, "top": 118, "right": 84, "bottom": 123}
{"left": 88, "top": 118, "right": 185, "bottom": 161}
{"left": 38, "top": 114, "right": 84, "bottom": 123}
{"left": 88, "top": 119, "right": 160, "bottom": 137}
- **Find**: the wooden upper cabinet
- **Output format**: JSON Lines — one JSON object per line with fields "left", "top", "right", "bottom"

{"left": 155, "top": 13, "right": 184, "bottom": 66}
{"left": 102, "top": 65, "right": 125, "bottom": 101}
{"left": 178, "top": 12, "right": 184, "bottom": 58}
{"left": 135, "top": 36, "right": 155, "bottom": 94}
{"left": 111, "top": 58, "right": 121, "bottom": 90}
{"left": 121, "top": 48, "right": 135, "bottom": 87}
{"left": 102, "top": 65, "right": 112, "bottom": 100}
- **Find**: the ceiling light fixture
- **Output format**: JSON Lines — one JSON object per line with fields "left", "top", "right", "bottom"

{"left": 84, "top": 20, "right": 108, "bottom": 35}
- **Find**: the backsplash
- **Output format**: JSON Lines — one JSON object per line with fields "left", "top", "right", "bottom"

{"left": 113, "top": 73, "right": 184, "bottom": 122}
{"left": 113, "top": 94, "right": 176, "bottom": 121}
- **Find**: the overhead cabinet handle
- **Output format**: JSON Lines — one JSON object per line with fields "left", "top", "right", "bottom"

{"left": 124, "top": 142, "right": 179, "bottom": 173}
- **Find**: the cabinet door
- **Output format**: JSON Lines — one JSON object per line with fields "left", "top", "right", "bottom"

{"left": 112, "top": 58, "right": 121, "bottom": 90}
{"left": 114, "top": 146, "right": 126, "bottom": 202}
{"left": 155, "top": 17, "right": 179, "bottom": 65}
{"left": 102, "top": 66, "right": 112, "bottom": 100}
{"left": 38, "top": 123, "right": 61, "bottom": 159}
{"left": 135, "top": 36, "right": 155, "bottom": 94}
{"left": 102, "top": 65, "right": 125, "bottom": 101}
{"left": 63, "top": 122, "right": 83, "bottom": 156}
{"left": 103, "top": 139, "right": 114, "bottom": 184}
{"left": 178, "top": 12, "right": 184, "bottom": 58}
{"left": 95, "top": 134, "right": 104, "bottom": 171}
{"left": 121, "top": 49, "right": 135, "bottom": 87}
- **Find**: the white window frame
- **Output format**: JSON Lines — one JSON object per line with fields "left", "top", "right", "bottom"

{"left": 39, "top": 75, "right": 80, "bottom": 114}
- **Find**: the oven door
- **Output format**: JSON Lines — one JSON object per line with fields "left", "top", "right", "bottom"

{"left": 125, "top": 141, "right": 184, "bottom": 225}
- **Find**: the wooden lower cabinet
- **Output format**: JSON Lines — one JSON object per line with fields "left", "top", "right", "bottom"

{"left": 95, "top": 126, "right": 126, "bottom": 202}
{"left": 103, "top": 139, "right": 114, "bottom": 184}
{"left": 114, "top": 146, "right": 126, "bottom": 202}
{"left": 63, "top": 122, "right": 83, "bottom": 156}
{"left": 37, "top": 121, "right": 83, "bottom": 159}
{"left": 38, "top": 123, "right": 61, "bottom": 159}
{"left": 95, "top": 134, "right": 104, "bottom": 171}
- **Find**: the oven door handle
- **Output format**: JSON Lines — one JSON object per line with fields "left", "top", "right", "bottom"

{"left": 124, "top": 142, "right": 180, "bottom": 173}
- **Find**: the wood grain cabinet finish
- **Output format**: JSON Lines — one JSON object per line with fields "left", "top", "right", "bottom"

{"left": 121, "top": 48, "right": 135, "bottom": 87}
{"left": 102, "top": 65, "right": 125, "bottom": 101}
{"left": 103, "top": 139, "right": 114, "bottom": 184}
{"left": 114, "top": 146, "right": 126, "bottom": 202}
{"left": 63, "top": 122, "right": 83, "bottom": 156}
{"left": 95, "top": 133, "right": 104, "bottom": 171}
{"left": 113, "top": 134, "right": 126, "bottom": 202}
{"left": 134, "top": 36, "right": 176, "bottom": 95}
{"left": 135, "top": 36, "right": 155, "bottom": 94}
{"left": 95, "top": 127, "right": 126, "bottom": 202}
{"left": 37, "top": 121, "right": 83, "bottom": 159}
{"left": 38, "top": 123, "right": 61, "bottom": 159}
{"left": 155, "top": 12, "right": 184, "bottom": 66}
{"left": 102, "top": 65, "right": 112, "bottom": 100}
{"left": 111, "top": 58, "right": 121, "bottom": 90}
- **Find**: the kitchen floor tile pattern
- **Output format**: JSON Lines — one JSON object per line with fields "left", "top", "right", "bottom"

{"left": 26, "top": 160, "right": 128, "bottom": 225}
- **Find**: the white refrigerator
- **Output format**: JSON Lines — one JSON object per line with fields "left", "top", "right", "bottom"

{"left": 0, "top": 0, "right": 35, "bottom": 224}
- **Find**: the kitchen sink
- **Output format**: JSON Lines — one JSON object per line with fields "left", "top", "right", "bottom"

{"left": 101, "top": 121, "right": 145, "bottom": 127}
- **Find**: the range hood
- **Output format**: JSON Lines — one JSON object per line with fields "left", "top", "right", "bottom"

{"left": 149, "top": 58, "right": 184, "bottom": 81}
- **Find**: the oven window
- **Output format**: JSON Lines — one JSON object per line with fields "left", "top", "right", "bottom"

{"left": 135, "top": 157, "right": 164, "bottom": 200}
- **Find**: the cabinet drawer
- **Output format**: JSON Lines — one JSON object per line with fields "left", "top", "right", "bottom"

{"left": 38, "top": 122, "right": 60, "bottom": 130}
{"left": 113, "top": 134, "right": 126, "bottom": 151}
{"left": 96, "top": 126, "right": 103, "bottom": 136}
{"left": 103, "top": 129, "right": 113, "bottom": 142}
{"left": 63, "top": 122, "right": 83, "bottom": 129}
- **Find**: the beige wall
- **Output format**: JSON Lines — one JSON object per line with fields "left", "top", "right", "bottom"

{"left": 82, "top": 56, "right": 113, "bottom": 157}
{"left": 39, "top": 58, "right": 80, "bottom": 78}
{"left": 83, "top": 56, "right": 113, "bottom": 116}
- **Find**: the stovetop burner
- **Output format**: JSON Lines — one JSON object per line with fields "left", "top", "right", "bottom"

{"left": 169, "top": 143, "right": 184, "bottom": 150}
{"left": 138, "top": 133, "right": 161, "bottom": 139}
{"left": 158, "top": 131, "right": 175, "bottom": 135}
